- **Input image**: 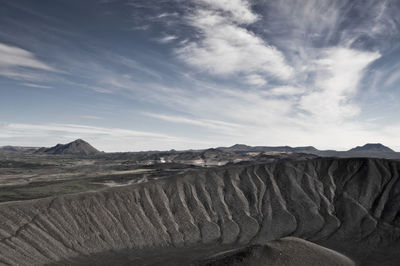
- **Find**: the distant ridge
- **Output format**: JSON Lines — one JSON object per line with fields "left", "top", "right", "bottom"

{"left": 0, "top": 146, "right": 39, "bottom": 153}
{"left": 215, "top": 143, "right": 399, "bottom": 159}
{"left": 36, "top": 139, "right": 100, "bottom": 155}
{"left": 349, "top": 143, "right": 395, "bottom": 153}
{"left": 0, "top": 146, "right": 18, "bottom": 152}
{"left": 218, "top": 144, "right": 318, "bottom": 153}
{"left": 1, "top": 141, "right": 398, "bottom": 159}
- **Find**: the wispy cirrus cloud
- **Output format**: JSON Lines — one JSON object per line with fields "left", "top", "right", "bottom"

{"left": 383, "top": 64, "right": 400, "bottom": 88}
{"left": 197, "top": 0, "right": 258, "bottom": 24}
{"left": 157, "top": 35, "right": 178, "bottom": 43}
{"left": 144, "top": 112, "right": 243, "bottom": 136}
{"left": 21, "top": 83, "right": 53, "bottom": 89}
{"left": 299, "top": 47, "right": 380, "bottom": 122}
{"left": 0, "top": 42, "right": 57, "bottom": 81}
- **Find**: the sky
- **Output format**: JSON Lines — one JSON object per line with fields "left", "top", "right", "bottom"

{"left": 0, "top": 0, "right": 400, "bottom": 152}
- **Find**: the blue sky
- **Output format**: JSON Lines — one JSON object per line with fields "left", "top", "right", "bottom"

{"left": 0, "top": 0, "right": 400, "bottom": 151}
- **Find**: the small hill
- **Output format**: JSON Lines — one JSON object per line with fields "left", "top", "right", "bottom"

{"left": 36, "top": 139, "right": 100, "bottom": 155}
{"left": 199, "top": 237, "right": 355, "bottom": 266}
{"left": 294, "top": 146, "right": 318, "bottom": 152}
{"left": 349, "top": 143, "right": 395, "bottom": 153}
{"left": 217, "top": 144, "right": 252, "bottom": 152}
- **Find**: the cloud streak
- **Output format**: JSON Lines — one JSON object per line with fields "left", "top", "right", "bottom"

{"left": 144, "top": 112, "right": 243, "bottom": 136}
{"left": 0, "top": 42, "right": 57, "bottom": 81}
{"left": 21, "top": 83, "right": 53, "bottom": 89}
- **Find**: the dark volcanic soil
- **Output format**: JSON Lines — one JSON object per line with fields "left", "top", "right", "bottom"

{"left": 51, "top": 238, "right": 358, "bottom": 266}
{"left": 0, "top": 157, "right": 400, "bottom": 265}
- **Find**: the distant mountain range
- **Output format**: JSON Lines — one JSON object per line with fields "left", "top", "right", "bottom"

{"left": 218, "top": 143, "right": 397, "bottom": 153}
{"left": 216, "top": 143, "right": 400, "bottom": 160}
{"left": 217, "top": 143, "right": 399, "bottom": 158}
{"left": 0, "top": 140, "right": 399, "bottom": 159}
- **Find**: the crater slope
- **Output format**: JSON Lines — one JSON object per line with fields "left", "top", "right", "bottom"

{"left": 0, "top": 158, "right": 399, "bottom": 265}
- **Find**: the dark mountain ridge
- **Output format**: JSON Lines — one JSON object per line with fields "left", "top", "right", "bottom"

{"left": 0, "top": 146, "right": 39, "bottom": 153}
{"left": 35, "top": 139, "right": 100, "bottom": 155}
{"left": 349, "top": 143, "right": 395, "bottom": 153}
{"left": 218, "top": 144, "right": 318, "bottom": 153}
{"left": 217, "top": 143, "right": 400, "bottom": 160}
{"left": 220, "top": 143, "right": 396, "bottom": 153}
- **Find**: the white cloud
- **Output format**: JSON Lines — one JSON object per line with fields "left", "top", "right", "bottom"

{"left": 245, "top": 74, "right": 267, "bottom": 86}
{"left": 0, "top": 42, "right": 56, "bottom": 80}
{"left": 156, "top": 12, "right": 179, "bottom": 19}
{"left": 157, "top": 35, "right": 178, "bottom": 43}
{"left": 384, "top": 66, "right": 400, "bottom": 87}
{"left": 176, "top": 2, "right": 293, "bottom": 85}
{"left": 164, "top": 84, "right": 295, "bottom": 127}
{"left": 198, "top": 0, "right": 258, "bottom": 24}
{"left": 144, "top": 113, "right": 243, "bottom": 136}
{"left": 269, "top": 0, "right": 341, "bottom": 40}
{"left": 300, "top": 47, "right": 380, "bottom": 121}
{"left": 21, "top": 83, "right": 53, "bottom": 89}
{"left": 0, "top": 43, "right": 54, "bottom": 70}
